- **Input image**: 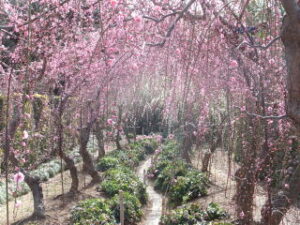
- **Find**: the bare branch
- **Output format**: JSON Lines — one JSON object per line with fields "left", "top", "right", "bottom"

{"left": 143, "top": 12, "right": 178, "bottom": 23}
{"left": 146, "top": 0, "right": 196, "bottom": 47}
{"left": 237, "top": 36, "right": 281, "bottom": 50}
{"left": 234, "top": 106, "right": 287, "bottom": 120}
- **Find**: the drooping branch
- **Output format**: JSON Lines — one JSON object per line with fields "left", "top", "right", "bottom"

{"left": 234, "top": 106, "right": 287, "bottom": 120}
{"left": 143, "top": 12, "right": 178, "bottom": 23}
{"left": 237, "top": 36, "right": 281, "bottom": 50}
{"left": 146, "top": 0, "right": 197, "bottom": 47}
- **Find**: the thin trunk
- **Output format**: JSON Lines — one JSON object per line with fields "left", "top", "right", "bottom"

{"left": 61, "top": 152, "right": 79, "bottom": 193}
{"left": 235, "top": 118, "right": 257, "bottom": 225}
{"left": 201, "top": 136, "right": 221, "bottom": 172}
{"left": 94, "top": 120, "right": 105, "bottom": 160}
{"left": 24, "top": 173, "right": 45, "bottom": 219}
{"left": 261, "top": 136, "right": 300, "bottom": 225}
{"left": 56, "top": 100, "right": 79, "bottom": 194}
{"left": 79, "top": 125, "right": 101, "bottom": 183}
{"left": 116, "top": 105, "right": 122, "bottom": 149}
{"left": 181, "top": 124, "right": 194, "bottom": 164}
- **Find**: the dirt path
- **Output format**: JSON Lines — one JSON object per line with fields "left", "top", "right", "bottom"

{"left": 193, "top": 150, "right": 300, "bottom": 225}
{"left": 137, "top": 157, "right": 162, "bottom": 225}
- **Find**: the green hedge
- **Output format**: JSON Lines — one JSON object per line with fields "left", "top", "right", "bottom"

{"left": 101, "top": 167, "right": 147, "bottom": 204}
{"left": 160, "top": 203, "right": 231, "bottom": 225}
{"left": 97, "top": 137, "right": 159, "bottom": 171}
{"left": 148, "top": 140, "right": 209, "bottom": 206}
{"left": 71, "top": 198, "right": 117, "bottom": 225}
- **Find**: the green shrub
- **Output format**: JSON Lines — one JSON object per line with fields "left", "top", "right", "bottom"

{"left": 97, "top": 156, "right": 120, "bottom": 172}
{"left": 205, "top": 203, "right": 228, "bottom": 221}
{"left": 160, "top": 203, "right": 230, "bottom": 225}
{"left": 71, "top": 198, "right": 117, "bottom": 225}
{"left": 109, "top": 192, "right": 143, "bottom": 225}
{"left": 169, "top": 170, "right": 209, "bottom": 206}
{"left": 160, "top": 204, "right": 205, "bottom": 225}
{"left": 154, "top": 160, "right": 189, "bottom": 192}
{"left": 101, "top": 167, "right": 147, "bottom": 204}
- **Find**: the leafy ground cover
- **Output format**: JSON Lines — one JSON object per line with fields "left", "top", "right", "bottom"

{"left": 147, "top": 140, "right": 209, "bottom": 206}
{"left": 160, "top": 203, "right": 232, "bottom": 225}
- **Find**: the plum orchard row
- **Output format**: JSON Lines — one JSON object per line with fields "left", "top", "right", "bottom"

{"left": 148, "top": 140, "right": 233, "bottom": 225}
{"left": 0, "top": 140, "right": 95, "bottom": 205}
{"left": 71, "top": 137, "right": 160, "bottom": 225}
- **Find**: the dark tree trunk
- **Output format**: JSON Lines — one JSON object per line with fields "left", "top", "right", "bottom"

{"left": 259, "top": 3, "right": 300, "bottom": 224}
{"left": 281, "top": 8, "right": 300, "bottom": 127}
{"left": 79, "top": 125, "right": 101, "bottom": 183}
{"left": 24, "top": 174, "right": 45, "bottom": 219}
{"left": 201, "top": 136, "right": 221, "bottom": 173}
{"left": 10, "top": 154, "right": 46, "bottom": 219}
{"left": 235, "top": 119, "right": 257, "bottom": 225}
{"left": 61, "top": 152, "right": 79, "bottom": 193}
{"left": 94, "top": 120, "right": 105, "bottom": 160}
{"left": 260, "top": 137, "right": 300, "bottom": 225}
{"left": 56, "top": 101, "right": 79, "bottom": 194}
{"left": 116, "top": 105, "right": 123, "bottom": 149}
{"left": 181, "top": 123, "right": 194, "bottom": 164}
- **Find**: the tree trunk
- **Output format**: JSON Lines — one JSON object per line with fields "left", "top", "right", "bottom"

{"left": 181, "top": 123, "right": 194, "bottom": 164}
{"left": 260, "top": 136, "right": 300, "bottom": 225}
{"left": 94, "top": 120, "right": 105, "bottom": 160}
{"left": 56, "top": 101, "right": 79, "bottom": 194}
{"left": 79, "top": 125, "right": 101, "bottom": 183}
{"left": 281, "top": 13, "right": 300, "bottom": 127}
{"left": 258, "top": 5, "right": 300, "bottom": 225}
{"left": 202, "top": 136, "right": 221, "bottom": 173}
{"left": 116, "top": 105, "right": 123, "bottom": 150}
{"left": 235, "top": 119, "right": 257, "bottom": 225}
{"left": 24, "top": 173, "right": 45, "bottom": 219}
{"left": 61, "top": 152, "right": 79, "bottom": 193}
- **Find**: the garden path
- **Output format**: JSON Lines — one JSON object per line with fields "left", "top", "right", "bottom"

{"left": 137, "top": 157, "right": 162, "bottom": 225}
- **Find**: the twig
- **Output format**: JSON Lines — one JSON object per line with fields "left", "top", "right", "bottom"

{"left": 237, "top": 36, "right": 281, "bottom": 50}
{"left": 146, "top": 0, "right": 197, "bottom": 47}
{"left": 143, "top": 12, "right": 178, "bottom": 23}
{"left": 234, "top": 106, "right": 287, "bottom": 120}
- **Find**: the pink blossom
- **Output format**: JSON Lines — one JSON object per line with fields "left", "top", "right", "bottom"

{"left": 168, "top": 134, "right": 175, "bottom": 139}
{"left": 14, "top": 172, "right": 25, "bottom": 183}
{"left": 240, "top": 211, "right": 245, "bottom": 218}
{"left": 155, "top": 149, "right": 161, "bottom": 154}
{"left": 229, "top": 60, "right": 238, "bottom": 69}
{"left": 110, "top": 0, "right": 117, "bottom": 8}
{"left": 22, "top": 131, "right": 29, "bottom": 140}
{"left": 107, "top": 119, "right": 114, "bottom": 125}
{"left": 21, "top": 141, "right": 26, "bottom": 147}
{"left": 15, "top": 200, "right": 21, "bottom": 208}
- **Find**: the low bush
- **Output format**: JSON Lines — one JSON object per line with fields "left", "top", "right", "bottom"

{"left": 168, "top": 170, "right": 209, "bottom": 206}
{"left": 97, "top": 156, "right": 120, "bottom": 172}
{"left": 149, "top": 140, "right": 209, "bottom": 206}
{"left": 160, "top": 203, "right": 230, "bottom": 225}
{"left": 100, "top": 167, "right": 147, "bottom": 204}
{"left": 109, "top": 191, "right": 143, "bottom": 224}
{"left": 71, "top": 198, "right": 117, "bottom": 225}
